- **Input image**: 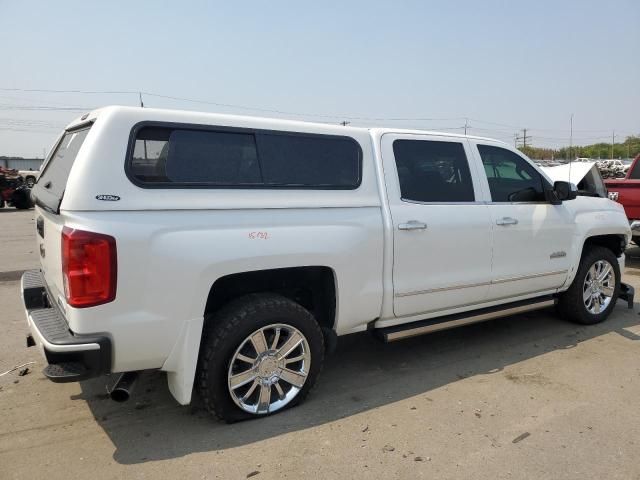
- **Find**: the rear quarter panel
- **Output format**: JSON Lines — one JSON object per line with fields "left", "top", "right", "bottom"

{"left": 62, "top": 208, "right": 383, "bottom": 372}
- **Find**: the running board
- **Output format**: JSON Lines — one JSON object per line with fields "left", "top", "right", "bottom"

{"left": 376, "top": 296, "right": 557, "bottom": 342}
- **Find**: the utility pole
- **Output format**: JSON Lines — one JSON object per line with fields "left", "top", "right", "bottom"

{"left": 515, "top": 129, "right": 532, "bottom": 148}
{"left": 464, "top": 118, "right": 469, "bottom": 135}
{"left": 139, "top": 92, "right": 144, "bottom": 108}
{"left": 340, "top": 121, "right": 350, "bottom": 126}
{"left": 611, "top": 131, "right": 615, "bottom": 159}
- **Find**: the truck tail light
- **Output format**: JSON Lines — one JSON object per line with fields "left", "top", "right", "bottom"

{"left": 61, "top": 227, "right": 117, "bottom": 308}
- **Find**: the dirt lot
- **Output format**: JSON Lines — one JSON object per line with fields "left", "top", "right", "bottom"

{"left": 1, "top": 208, "right": 639, "bottom": 480}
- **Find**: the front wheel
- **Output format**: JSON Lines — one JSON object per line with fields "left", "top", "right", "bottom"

{"left": 557, "top": 246, "right": 620, "bottom": 325}
{"left": 197, "top": 293, "right": 325, "bottom": 422}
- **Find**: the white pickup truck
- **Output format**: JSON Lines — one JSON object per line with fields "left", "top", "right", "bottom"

{"left": 21, "top": 106, "right": 634, "bottom": 422}
{"left": 18, "top": 169, "right": 40, "bottom": 188}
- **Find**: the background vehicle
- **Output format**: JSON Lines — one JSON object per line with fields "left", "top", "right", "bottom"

{"left": 605, "top": 154, "right": 640, "bottom": 243}
{"left": 18, "top": 168, "right": 40, "bottom": 188}
{"left": 22, "top": 106, "right": 633, "bottom": 422}
{"left": 0, "top": 167, "right": 32, "bottom": 209}
{"left": 598, "top": 159, "right": 628, "bottom": 179}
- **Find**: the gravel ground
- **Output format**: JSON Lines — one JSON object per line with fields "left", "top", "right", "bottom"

{"left": 0, "top": 208, "right": 639, "bottom": 480}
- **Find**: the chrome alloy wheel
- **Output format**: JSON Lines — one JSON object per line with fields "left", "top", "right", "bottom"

{"left": 227, "top": 324, "right": 311, "bottom": 415}
{"left": 583, "top": 259, "right": 616, "bottom": 314}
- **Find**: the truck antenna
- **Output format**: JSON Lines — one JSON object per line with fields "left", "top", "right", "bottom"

{"left": 568, "top": 114, "right": 573, "bottom": 183}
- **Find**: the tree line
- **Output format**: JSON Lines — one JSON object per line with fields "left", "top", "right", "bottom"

{"left": 519, "top": 135, "right": 640, "bottom": 161}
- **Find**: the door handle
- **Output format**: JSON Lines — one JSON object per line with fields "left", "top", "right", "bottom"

{"left": 398, "top": 220, "right": 427, "bottom": 231}
{"left": 496, "top": 217, "right": 518, "bottom": 226}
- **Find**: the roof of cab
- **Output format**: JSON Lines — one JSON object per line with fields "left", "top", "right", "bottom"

{"left": 66, "top": 105, "right": 507, "bottom": 146}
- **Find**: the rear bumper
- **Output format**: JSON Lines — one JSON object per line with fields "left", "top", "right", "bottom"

{"left": 21, "top": 269, "right": 111, "bottom": 383}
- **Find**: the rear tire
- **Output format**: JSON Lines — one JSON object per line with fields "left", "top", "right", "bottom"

{"left": 557, "top": 246, "right": 620, "bottom": 325}
{"left": 197, "top": 293, "right": 324, "bottom": 422}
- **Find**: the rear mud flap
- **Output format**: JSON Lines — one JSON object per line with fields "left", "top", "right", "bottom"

{"left": 618, "top": 283, "right": 635, "bottom": 309}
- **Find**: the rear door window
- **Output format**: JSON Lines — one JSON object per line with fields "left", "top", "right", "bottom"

{"left": 392, "top": 139, "right": 475, "bottom": 202}
{"left": 33, "top": 127, "right": 91, "bottom": 212}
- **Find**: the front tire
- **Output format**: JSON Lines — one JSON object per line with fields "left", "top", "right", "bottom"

{"left": 197, "top": 293, "right": 324, "bottom": 422}
{"left": 557, "top": 246, "right": 620, "bottom": 325}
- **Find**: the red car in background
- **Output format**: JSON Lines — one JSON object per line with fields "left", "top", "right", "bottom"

{"left": 605, "top": 154, "right": 640, "bottom": 243}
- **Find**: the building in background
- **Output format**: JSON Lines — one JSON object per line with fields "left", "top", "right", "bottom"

{"left": 0, "top": 157, "right": 43, "bottom": 171}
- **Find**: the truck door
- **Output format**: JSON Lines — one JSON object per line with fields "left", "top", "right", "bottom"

{"left": 470, "top": 141, "right": 574, "bottom": 300}
{"left": 381, "top": 134, "right": 493, "bottom": 318}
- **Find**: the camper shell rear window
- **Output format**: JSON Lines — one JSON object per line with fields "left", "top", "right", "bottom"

{"left": 32, "top": 125, "right": 92, "bottom": 213}
{"left": 126, "top": 123, "right": 362, "bottom": 189}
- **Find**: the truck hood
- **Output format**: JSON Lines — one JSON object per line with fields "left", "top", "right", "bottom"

{"left": 541, "top": 162, "right": 608, "bottom": 199}
{"left": 541, "top": 162, "right": 596, "bottom": 184}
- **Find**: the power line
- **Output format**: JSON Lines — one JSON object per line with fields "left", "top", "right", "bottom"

{"left": 0, "top": 127, "right": 62, "bottom": 134}
{"left": 0, "top": 87, "right": 137, "bottom": 95}
{"left": 0, "top": 87, "right": 637, "bottom": 139}
{"left": 469, "top": 118, "right": 523, "bottom": 129}
{"left": 0, "top": 121, "right": 62, "bottom": 128}
{"left": 0, "top": 104, "right": 90, "bottom": 112}
{"left": 142, "top": 91, "right": 469, "bottom": 122}
{"left": 0, "top": 87, "right": 465, "bottom": 122}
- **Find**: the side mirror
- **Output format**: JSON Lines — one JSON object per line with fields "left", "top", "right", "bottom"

{"left": 553, "top": 181, "right": 578, "bottom": 202}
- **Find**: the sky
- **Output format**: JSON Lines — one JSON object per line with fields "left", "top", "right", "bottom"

{"left": 0, "top": 0, "right": 638, "bottom": 157}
